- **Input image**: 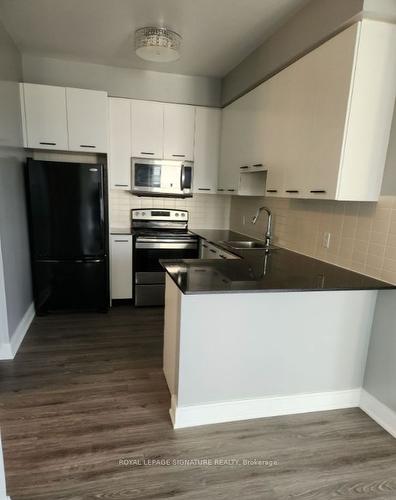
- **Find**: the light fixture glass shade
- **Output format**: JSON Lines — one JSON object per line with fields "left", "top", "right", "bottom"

{"left": 135, "top": 27, "right": 181, "bottom": 62}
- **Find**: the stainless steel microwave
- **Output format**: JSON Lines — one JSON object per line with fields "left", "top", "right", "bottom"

{"left": 131, "top": 158, "right": 193, "bottom": 198}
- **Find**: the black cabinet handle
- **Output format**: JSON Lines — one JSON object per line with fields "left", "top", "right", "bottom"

{"left": 202, "top": 244, "right": 208, "bottom": 248}
{"left": 227, "top": 189, "right": 235, "bottom": 192}
{"left": 114, "top": 184, "right": 129, "bottom": 187}
{"left": 310, "top": 190, "right": 327, "bottom": 194}
{"left": 286, "top": 190, "right": 299, "bottom": 193}
{"left": 39, "top": 141, "right": 56, "bottom": 146}
{"left": 141, "top": 152, "right": 154, "bottom": 155}
{"left": 172, "top": 154, "right": 186, "bottom": 157}
{"left": 240, "top": 166, "right": 249, "bottom": 169}
{"left": 217, "top": 189, "right": 225, "bottom": 192}
{"left": 219, "top": 255, "right": 227, "bottom": 259}
{"left": 209, "top": 249, "right": 216, "bottom": 254}
{"left": 198, "top": 188, "right": 211, "bottom": 191}
{"left": 114, "top": 240, "right": 129, "bottom": 242}
{"left": 267, "top": 189, "right": 278, "bottom": 193}
{"left": 80, "top": 144, "right": 96, "bottom": 148}
{"left": 253, "top": 163, "right": 263, "bottom": 167}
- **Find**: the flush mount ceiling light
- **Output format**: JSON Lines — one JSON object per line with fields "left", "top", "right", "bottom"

{"left": 135, "top": 27, "right": 182, "bottom": 63}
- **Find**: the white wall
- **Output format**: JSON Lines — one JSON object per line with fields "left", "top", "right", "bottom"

{"left": 364, "top": 290, "right": 396, "bottom": 412}
{"left": 22, "top": 54, "right": 221, "bottom": 107}
{"left": 0, "top": 19, "right": 33, "bottom": 354}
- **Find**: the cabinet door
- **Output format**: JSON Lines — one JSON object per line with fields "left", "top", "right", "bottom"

{"left": 163, "top": 103, "right": 195, "bottom": 160}
{"left": 218, "top": 102, "right": 240, "bottom": 194}
{"left": 304, "top": 24, "right": 358, "bottom": 199}
{"left": 238, "top": 87, "right": 264, "bottom": 168}
{"left": 131, "top": 100, "right": 163, "bottom": 159}
{"left": 280, "top": 60, "right": 315, "bottom": 199}
{"left": 109, "top": 98, "right": 131, "bottom": 190}
{"left": 193, "top": 107, "right": 221, "bottom": 194}
{"left": 111, "top": 235, "right": 133, "bottom": 299}
{"left": 23, "top": 83, "right": 68, "bottom": 150}
{"left": 66, "top": 88, "right": 108, "bottom": 153}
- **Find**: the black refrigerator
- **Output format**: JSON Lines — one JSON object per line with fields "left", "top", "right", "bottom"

{"left": 26, "top": 159, "right": 109, "bottom": 314}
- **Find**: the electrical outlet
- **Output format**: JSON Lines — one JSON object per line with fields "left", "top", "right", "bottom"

{"left": 322, "top": 232, "right": 331, "bottom": 249}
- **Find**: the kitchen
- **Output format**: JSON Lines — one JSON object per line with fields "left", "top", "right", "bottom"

{"left": 1, "top": 0, "right": 396, "bottom": 498}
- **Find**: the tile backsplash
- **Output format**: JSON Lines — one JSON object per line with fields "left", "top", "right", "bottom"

{"left": 230, "top": 195, "right": 396, "bottom": 285}
{"left": 110, "top": 190, "right": 231, "bottom": 230}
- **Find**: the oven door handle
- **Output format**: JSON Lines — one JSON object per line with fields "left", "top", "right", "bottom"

{"left": 136, "top": 237, "right": 196, "bottom": 244}
{"left": 135, "top": 241, "right": 197, "bottom": 250}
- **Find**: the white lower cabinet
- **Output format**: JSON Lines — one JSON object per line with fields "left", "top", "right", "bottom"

{"left": 110, "top": 235, "right": 133, "bottom": 299}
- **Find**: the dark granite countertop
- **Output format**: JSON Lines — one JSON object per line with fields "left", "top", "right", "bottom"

{"left": 161, "top": 229, "right": 395, "bottom": 295}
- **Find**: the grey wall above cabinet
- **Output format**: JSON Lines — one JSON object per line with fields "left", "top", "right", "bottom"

{"left": 221, "top": 0, "right": 364, "bottom": 106}
{"left": 22, "top": 54, "right": 221, "bottom": 107}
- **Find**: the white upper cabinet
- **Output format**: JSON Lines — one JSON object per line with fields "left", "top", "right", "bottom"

{"left": 21, "top": 83, "right": 68, "bottom": 150}
{"left": 131, "top": 100, "right": 163, "bottom": 159}
{"left": 218, "top": 101, "right": 241, "bottom": 194}
{"left": 109, "top": 98, "right": 131, "bottom": 190}
{"left": 220, "top": 19, "right": 396, "bottom": 201}
{"left": 20, "top": 83, "right": 108, "bottom": 153}
{"left": 163, "top": 103, "right": 195, "bottom": 160}
{"left": 335, "top": 20, "right": 396, "bottom": 201}
{"left": 66, "top": 88, "right": 108, "bottom": 153}
{"left": 193, "top": 107, "right": 221, "bottom": 194}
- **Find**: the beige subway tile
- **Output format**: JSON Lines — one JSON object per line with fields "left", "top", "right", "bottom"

{"left": 383, "top": 258, "right": 396, "bottom": 273}
{"left": 380, "top": 269, "right": 396, "bottom": 284}
{"left": 364, "top": 266, "right": 382, "bottom": 280}
{"left": 367, "top": 242, "right": 385, "bottom": 257}
{"left": 384, "top": 246, "right": 396, "bottom": 260}
{"left": 366, "top": 252, "right": 384, "bottom": 270}
{"left": 378, "top": 196, "right": 394, "bottom": 208}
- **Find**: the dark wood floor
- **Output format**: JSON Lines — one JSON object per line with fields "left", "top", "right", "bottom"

{"left": 1, "top": 306, "right": 396, "bottom": 499}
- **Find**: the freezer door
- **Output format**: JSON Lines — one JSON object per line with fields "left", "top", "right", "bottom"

{"left": 33, "top": 260, "right": 109, "bottom": 313}
{"left": 26, "top": 160, "right": 106, "bottom": 259}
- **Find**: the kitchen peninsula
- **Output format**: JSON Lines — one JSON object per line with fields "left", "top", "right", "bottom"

{"left": 161, "top": 230, "right": 395, "bottom": 429}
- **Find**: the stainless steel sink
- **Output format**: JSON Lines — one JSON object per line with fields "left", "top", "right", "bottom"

{"left": 220, "top": 240, "right": 269, "bottom": 250}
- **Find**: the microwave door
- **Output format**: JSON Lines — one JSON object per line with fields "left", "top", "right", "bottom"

{"left": 133, "top": 161, "right": 162, "bottom": 195}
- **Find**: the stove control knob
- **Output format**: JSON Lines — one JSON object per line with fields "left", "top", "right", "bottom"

{"left": 181, "top": 213, "right": 186, "bottom": 217}
{"left": 135, "top": 211, "right": 140, "bottom": 216}
{"left": 175, "top": 213, "right": 179, "bottom": 217}
{"left": 142, "top": 212, "right": 146, "bottom": 216}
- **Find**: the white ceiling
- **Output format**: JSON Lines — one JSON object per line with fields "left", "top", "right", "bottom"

{"left": 0, "top": 0, "right": 309, "bottom": 78}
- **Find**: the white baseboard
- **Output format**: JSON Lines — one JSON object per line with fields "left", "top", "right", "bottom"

{"left": 172, "top": 388, "right": 362, "bottom": 429}
{"left": 360, "top": 389, "right": 396, "bottom": 438}
{"left": 0, "top": 303, "right": 35, "bottom": 360}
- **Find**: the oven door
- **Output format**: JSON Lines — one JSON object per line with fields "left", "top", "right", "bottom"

{"left": 134, "top": 237, "right": 198, "bottom": 306}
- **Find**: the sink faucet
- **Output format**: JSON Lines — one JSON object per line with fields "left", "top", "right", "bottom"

{"left": 252, "top": 206, "right": 273, "bottom": 249}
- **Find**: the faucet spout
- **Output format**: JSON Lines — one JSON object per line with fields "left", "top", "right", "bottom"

{"left": 252, "top": 206, "right": 273, "bottom": 248}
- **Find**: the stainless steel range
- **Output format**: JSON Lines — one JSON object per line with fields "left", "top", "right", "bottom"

{"left": 132, "top": 209, "right": 199, "bottom": 306}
